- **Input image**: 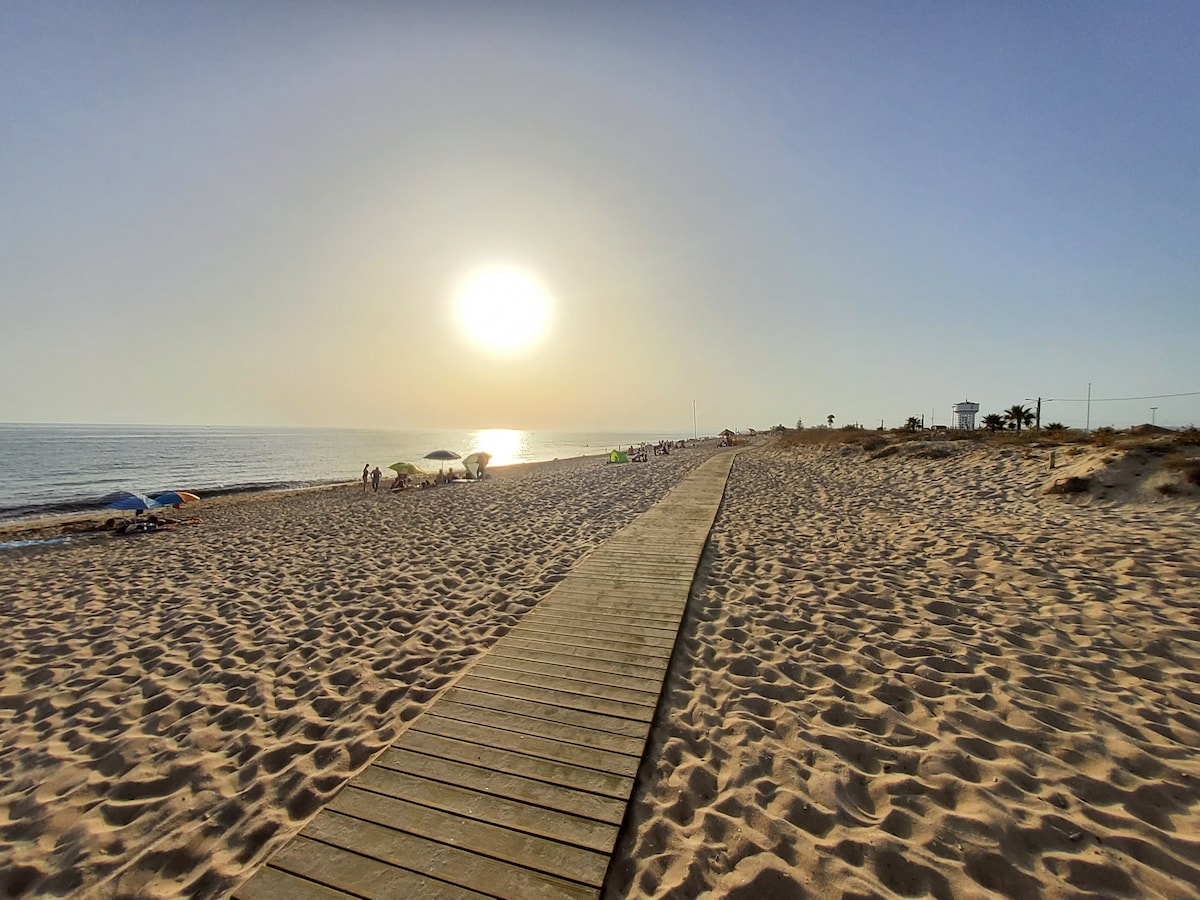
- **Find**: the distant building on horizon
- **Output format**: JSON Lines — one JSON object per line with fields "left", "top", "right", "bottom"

{"left": 952, "top": 400, "right": 980, "bottom": 430}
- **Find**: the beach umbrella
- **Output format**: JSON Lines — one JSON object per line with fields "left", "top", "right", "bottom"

{"left": 105, "top": 491, "right": 162, "bottom": 514}
{"left": 463, "top": 452, "right": 491, "bottom": 479}
{"left": 388, "top": 462, "right": 424, "bottom": 475}
{"left": 152, "top": 491, "right": 200, "bottom": 507}
{"left": 424, "top": 449, "right": 461, "bottom": 472}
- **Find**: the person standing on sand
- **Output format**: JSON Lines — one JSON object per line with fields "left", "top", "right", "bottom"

{"left": 371, "top": 466, "right": 382, "bottom": 492}
{"left": 362, "top": 464, "right": 369, "bottom": 492}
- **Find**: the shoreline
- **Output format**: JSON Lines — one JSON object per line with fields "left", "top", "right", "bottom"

{"left": 0, "top": 450, "right": 624, "bottom": 544}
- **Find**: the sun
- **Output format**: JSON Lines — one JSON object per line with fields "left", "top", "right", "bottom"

{"left": 454, "top": 265, "right": 551, "bottom": 354}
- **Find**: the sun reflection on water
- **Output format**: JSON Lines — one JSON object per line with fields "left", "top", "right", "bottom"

{"left": 468, "top": 428, "right": 525, "bottom": 467}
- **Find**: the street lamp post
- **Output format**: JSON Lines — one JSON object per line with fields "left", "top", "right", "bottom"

{"left": 1025, "top": 397, "right": 1042, "bottom": 431}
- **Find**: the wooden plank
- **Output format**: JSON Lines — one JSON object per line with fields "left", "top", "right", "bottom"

{"left": 262, "top": 835, "right": 488, "bottom": 899}
{"left": 494, "top": 631, "right": 670, "bottom": 663}
{"left": 518, "top": 611, "right": 681, "bottom": 638}
{"left": 439, "top": 691, "right": 648, "bottom": 739}
{"left": 430, "top": 700, "right": 647, "bottom": 756}
{"left": 563, "top": 570, "right": 696, "bottom": 588}
{"left": 540, "top": 590, "right": 684, "bottom": 612}
{"left": 353, "top": 765, "right": 619, "bottom": 852}
{"left": 442, "top": 686, "right": 649, "bottom": 738}
{"left": 326, "top": 787, "right": 610, "bottom": 887}
{"left": 478, "top": 656, "right": 666, "bottom": 697}
{"left": 523, "top": 609, "right": 682, "bottom": 635}
{"left": 304, "top": 811, "right": 598, "bottom": 900}
{"left": 537, "top": 592, "right": 683, "bottom": 613}
{"left": 504, "top": 622, "right": 676, "bottom": 652}
{"left": 514, "top": 621, "right": 680, "bottom": 651}
{"left": 397, "top": 730, "right": 634, "bottom": 799}
{"left": 572, "top": 558, "right": 696, "bottom": 574}
{"left": 375, "top": 747, "right": 628, "bottom": 824}
{"left": 487, "top": 644, "right": 667, "bottom": 682}
{"left": 493, "top": 637, "right": 669, "bottom": 672}
{"left": 576, "top": 549, "right": 693, "bottom": 561}
{"left": 234, "top": 860, "right": 361, "bottom": 900}
{"left": 411, "top": 715, "right": 642, "bottom": 778}
{"left": 537, "top": 600, "right": 683, "bottom": 621}
{"left": 455, "top": 674, "right": 658, "bottom": 723}
{"left": 468, "top": 664, "right": 662, "bottom": 708}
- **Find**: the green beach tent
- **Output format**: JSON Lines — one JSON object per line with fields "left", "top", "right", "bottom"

{"left": 609, "top": 449, "right": 628, "bottom": 464}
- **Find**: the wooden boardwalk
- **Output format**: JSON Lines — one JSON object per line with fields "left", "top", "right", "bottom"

{"left": 236, "top": 451, "right": 737, "bottom": 900}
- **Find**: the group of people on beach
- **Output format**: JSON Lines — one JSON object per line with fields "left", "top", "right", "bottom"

{"left": 362, "top": 464, "right": 383, "bottom": 492}
{"left": 104, "top": 514, "right": 198, "bottom": 535}
{"left": 362, "top": 462, "right": 481, "bottom": 495}
{"left": 622, "top": 440, "right": 683, "bottom": 463}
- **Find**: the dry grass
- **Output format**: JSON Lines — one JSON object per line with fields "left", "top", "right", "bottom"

{"left": 773, "top": 427, "right": 1199, "bottom": 462}
{"left": 1175, "top": 427, "right": 1200, "bottom": 446}
{"left": 775, "top": 428, "right": 890, "bottom": 451}
{"left": 1163, "top": 455, "right": 1200, "bottom": 486}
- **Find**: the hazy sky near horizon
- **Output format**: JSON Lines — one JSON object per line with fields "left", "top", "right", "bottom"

{"left": 3, "top": 2, "right": 1198, "bottom": 432}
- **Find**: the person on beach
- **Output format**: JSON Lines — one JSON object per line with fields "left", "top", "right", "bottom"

{"left": 362, "top": 464, "right": 369, "bottom": 492}
{"left": 371, "top": 466, "right": 382, "bottom": 492}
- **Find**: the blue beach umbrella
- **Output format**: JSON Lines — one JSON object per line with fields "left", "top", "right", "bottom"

{"left": 424, "top": 449, "right": 461, "bottom": 473}
{"left": 152, "top": 491, "right": 199, "bottom": 507}
{"left": 105, "top": 491, "right": 162, "bottom": 514}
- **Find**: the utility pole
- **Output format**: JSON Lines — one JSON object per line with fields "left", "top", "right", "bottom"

{"left": 1151, "top": 407, "right": 1157, "bottom": 426}
{"left": 692, "top": 400, "right": 697, "bottom": 440}
{"left": 1035, "top": 397, "right": 1041, "bottom": 430}
{"left": 1085, "top": 383, "right": 1091, "bottom": 433}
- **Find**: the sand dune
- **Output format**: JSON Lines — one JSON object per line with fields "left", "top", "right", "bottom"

{"left": 0, "top": 450, "right": 714, "bottom": 898}
{"left": 610, "top": 441, "right": 1200, "bottom": 899}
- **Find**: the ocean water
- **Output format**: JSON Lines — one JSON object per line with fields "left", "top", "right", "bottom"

{"left": 0, "top": 424, "right": 693, "bottom": 523}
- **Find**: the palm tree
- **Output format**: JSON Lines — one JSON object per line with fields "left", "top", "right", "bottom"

{"left": 982, "top": 413, "right": 1006, "bottom": 433}
{"left": 1004, "top": 404, "right": 1035, "bottom": 433}
{"left": 904, "top": 416, "right": 922, "bottom": 432}
{"left": 827, "top": 414, "right": 835, "bottom": 428}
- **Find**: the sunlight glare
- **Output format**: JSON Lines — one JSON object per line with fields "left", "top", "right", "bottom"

{"left": 471, "top": 428, "right": 524, "bottom": 467}
{"left": 454, "top": 265, "right": 551, "bottom": 354}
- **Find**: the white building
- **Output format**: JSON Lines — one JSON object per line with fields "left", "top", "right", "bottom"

{"left": 952, "top": 400, "right": 980, "bottom": 430}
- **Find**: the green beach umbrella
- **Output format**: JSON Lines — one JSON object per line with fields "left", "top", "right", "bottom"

{"left": 388, "top": 462, "right": 425, "bottom": 475}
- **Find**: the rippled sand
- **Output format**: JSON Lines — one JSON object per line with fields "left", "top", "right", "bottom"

{"left": 611, "top": 442, "right": 1200, "bottom": 899}
{"left": 6, "top": 437, "right": 1198, "bottom": 899}
{"left": 0, "top": 449, "right": 716, "bottom": 898}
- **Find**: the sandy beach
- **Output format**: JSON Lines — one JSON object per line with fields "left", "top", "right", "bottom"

{"left": 612, "top": 438, "right": 1200, "bottom": 898}
{"left": 0, "top": 449, "right": 715, "bottom": 898}
{"left": 3, "top": 436, "right": 1200, "bottom": 898}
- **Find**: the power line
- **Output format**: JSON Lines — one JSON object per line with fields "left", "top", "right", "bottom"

{"left": 1044, "top": 390, "right": 1200, "bottom": 403}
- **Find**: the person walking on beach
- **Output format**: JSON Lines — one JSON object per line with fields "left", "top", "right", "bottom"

{"left": 371, "top": 466, "right": 382, "bottom": 492}
{"left": 362, "top": 464, "right": 370, "bottom": 492}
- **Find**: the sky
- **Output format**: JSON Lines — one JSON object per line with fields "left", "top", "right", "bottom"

{"left": 3, "top": 2, "right": 1198, "bottom": 433}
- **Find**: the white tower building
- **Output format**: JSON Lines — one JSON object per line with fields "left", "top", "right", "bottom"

{"left": 952, "top": 400, "right": 980, "bottom": 430}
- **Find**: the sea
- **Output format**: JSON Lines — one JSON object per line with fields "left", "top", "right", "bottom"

{"left": 0, "top": 424, "right": 694, "bottom": 524}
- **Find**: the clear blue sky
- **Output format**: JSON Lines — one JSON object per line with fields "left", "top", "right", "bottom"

{"left": 3, "top": 2, "right": 1198, "bottom": 432}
